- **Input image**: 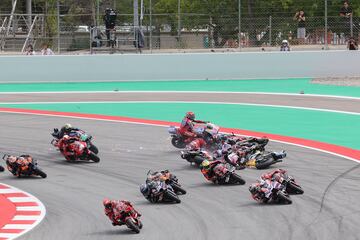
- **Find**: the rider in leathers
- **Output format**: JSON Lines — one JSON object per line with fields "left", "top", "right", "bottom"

{"left": 53, "top": 123, "right": 81, "bottom": 139}
{"left": 103, "top": 199, "right": 141, "bottom": 226}
{"left": 5, "top": 155, "right": 33, "bottom": 176}
{"left": 179, "top": 112, "right": 207, "bottom": 138}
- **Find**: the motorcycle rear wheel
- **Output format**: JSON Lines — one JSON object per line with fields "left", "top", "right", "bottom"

{"left": 125, "top": 218, "right": 140, "bottom": 234}
{"left": 171, "top": 137, "right": 186, "bottom": 149}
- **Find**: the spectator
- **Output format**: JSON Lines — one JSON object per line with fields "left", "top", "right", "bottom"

{"left": 25, "top": 44, "right": 35, "bottom": 55}
{"left": 348, "top": 37, "right": 358, "bottom": 50}
{"left": 41, "top": 44, "right": 54, "bottom": 55}
{"left": 293, "top": 10, "right": 306, "bottom": 43}
{"left": 340, "top": 1, "right": 353, "bottom": 38}
{"left": 103, "top": 8, "right": 117, "bottom": 47}
{"left": 280, "top": 40, "right": 290, "bottom": 51}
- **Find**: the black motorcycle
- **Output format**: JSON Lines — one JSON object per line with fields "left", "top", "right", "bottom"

{"left": 3, "top": 154, "right": 47, "bottom": 178}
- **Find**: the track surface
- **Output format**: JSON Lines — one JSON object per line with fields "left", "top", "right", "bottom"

{"left": 0, "top": 113, "right": 360, "bottom": 240}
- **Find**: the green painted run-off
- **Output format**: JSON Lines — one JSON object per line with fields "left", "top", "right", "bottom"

{"left": 1, "top": 102, "right": 359, "bottom": 151}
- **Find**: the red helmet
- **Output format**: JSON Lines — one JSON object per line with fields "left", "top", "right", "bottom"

{"left": 103, "top": 198, "right": 112, "bottom": 209}
{"left": 186, "top": 112, "right": 195, "bottom": 120}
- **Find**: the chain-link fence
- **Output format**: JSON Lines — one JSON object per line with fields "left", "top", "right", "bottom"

{"left": 0, "top": 0, "right": 359, "bottom": 53}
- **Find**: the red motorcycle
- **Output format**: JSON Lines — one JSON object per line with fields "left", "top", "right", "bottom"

{"left": 114, "top": 205, "right": 143, "bottom": 233}
{"left": 54, "top": 136, "right": 100, "bottom": 163}
{"left": 207, "top": 162, "right": 246, "bottom": 185}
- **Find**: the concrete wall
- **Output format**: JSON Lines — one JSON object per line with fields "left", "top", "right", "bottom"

{"left": 0, "top": 51, "right": 359, "bottom": 83}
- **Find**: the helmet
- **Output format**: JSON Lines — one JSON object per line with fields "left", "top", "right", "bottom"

{"left": 249, "top": 185, "right": 259, "bottom": 195}
{"left": 63, "top": 123, "right": 72, "bottom": 131}
{"left": 7, "top": 155, "right": 17, "bottom": 163}
{"left": 140, "top": 184, "right": 149, "bottom": 195}
{"left": 186, "top": 112, "right": 195, "bottom": 120}
{"left": 200, "top": 160, "right": 211, "bottom": 169}
{"left": 282, "top": 40, "right": 288, "bottom": 44}
{"left": 103, "top": 198, "right": 112, "bottom": 209}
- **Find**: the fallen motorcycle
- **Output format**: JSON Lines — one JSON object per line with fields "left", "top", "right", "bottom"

{"left": 226, "top": 150, "right": 285, "bottom": 170}
{"left": 180, "top": 150, "right": 213, "bottom": 166}
{"left": 3, "top": 154, "right": 47, "bottom": 178}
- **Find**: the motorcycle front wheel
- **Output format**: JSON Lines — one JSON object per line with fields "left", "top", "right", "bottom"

{"left": 171, "top": 183, "right": 187, "bottom": 195}
{"left": 230, "top": 173, "right": 246, "bottom": 185}
{"left": 34, "top": 169, "right": 47, "bottom": 178}
{"left": 89, "top": 143, "right": 99, "bottom": 154}
{"left": 125, "top": 218, "right": 140, "bottom": 234}
{"left": 164, "top": 190, "right": 181, "bottom": 203}
{"left": 277, "top": 191, "right": 292, "bottom": 204}
{"left": 88, "top": 152, "right": 100, "bottom": 163}
{"left": 286, "top": 181, "right": 304, "bottom": 195}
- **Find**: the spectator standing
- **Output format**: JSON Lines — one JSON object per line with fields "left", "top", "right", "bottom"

{"left": 293, "top": 10, "right": 306, "bottom": 43}
{"left": 348, "top": 37, "right": 358, "bottom": 50}
{"left": 103, "top": 8, "right": 117, "bottom": 47}
{"left": 339, "top": 1, "right": 353, "bottom": 38}
{"left": 41, "top": 44, "right": 54, "bottom": 55}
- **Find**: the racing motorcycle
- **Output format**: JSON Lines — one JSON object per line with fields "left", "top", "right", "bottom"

{"left": 168, "top": 122, "right": 219, "bottom": 149}
{"left": 280, "top": 173, "right": 304, "bottom": 194}
{"left": 53, "top": 136, "right": 100, "bottom": 163}
{"left": 210, "top": 163, "right": 246, "bottom": 185}
{"left": 51, "top": 129, "right": 99, "bottom": 154}
{"left": 180, "top": 149, "right": 213, "bottom": 166}
{"left": 160, "top": 170, "right": 187, "bottom": 195}
{"left": 249, "top": 180, "right": 292, "bottom": 204}
{"left": 3, "top": 154, "right": 47, "bottom": 178}
{"left": 226, "top": 149, "right": 286, "bottom": 170}
{"left": 141, "top": 180, "right": 181, "bottom": 204}
{"left": 114, "top": 205, "right": 143, "bottom": 234}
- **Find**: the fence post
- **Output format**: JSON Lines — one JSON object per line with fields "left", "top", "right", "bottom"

{"left": 324, "top": 0, "right": 328, "bottom": 50}
{"left": 238, "top": 0, "right": 241, "bottom": 51}
{"left": 178, "top": 0, "right": 181, "bottom": 48}
{"left": 269, "top": 15, "right": 272, "bottom": 46}
{"left": 57, "top": 0, "right": 60, "bottom": 54}
{"left": 149, "top": 0, "right": 152, "bottom": 53}
{"left": 350, "top": 15, "right": 353, "bottom": 37}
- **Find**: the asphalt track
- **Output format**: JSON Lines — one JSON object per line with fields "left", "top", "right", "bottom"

{"left": 0, "top": 93, "right": 360, "bottom": 240}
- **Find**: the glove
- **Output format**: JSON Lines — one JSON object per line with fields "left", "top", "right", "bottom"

{"left": 53, "top": 128, "right": 59, "bottom": 133}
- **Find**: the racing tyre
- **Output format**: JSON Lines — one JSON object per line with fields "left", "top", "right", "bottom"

{"left": 164, "top": 190, "right": 181, "bottom": 203}
{"left": 34, "top": 169, "right": 47, "bottom": 178}
{"left": 230, "top": 173, "right": 246, "bottom": 185}
{"left": 277, "top": 191, "right": 292, "bottom": 204}
{"left": 171, "top": 183, "right": 187, "bottom": 195}
{"left": 171, "top": 137, "right": 186, "bottom": 149}
{"left": 88, "top": 152, "right": 100, "bottom": 163}
{"left": 138, "top": 220, "right": 143, "bottom": 229}
{"left": 89, "top": 143, "right": 99, "bottom": 154}
{"left": 0, "top": 165, "right": 4, "bottom": 172}
{"left": 255, "top": 157, "right": 276, "bottom": 170}
{"left": 125, "top": 218, "right": 140, "bottom": 234}
{"left": 287, "top": 182, "right": 304, "bottom": 195}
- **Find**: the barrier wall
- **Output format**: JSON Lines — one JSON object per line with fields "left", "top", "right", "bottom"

{"left": 0, "top": 51, "right": 359, "bottom": 83}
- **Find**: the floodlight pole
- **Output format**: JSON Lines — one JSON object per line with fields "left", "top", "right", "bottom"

{"left": 324, "top": 0, "right": 328, "bottom": 50}
{"left": 238, "top": 0, "right": 241, "bottom": 51}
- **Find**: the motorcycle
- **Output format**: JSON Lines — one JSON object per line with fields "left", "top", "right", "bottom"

{"left": 180, "top": 149, "right": 213, "bottom": 166}
{"left": 281, "top": 173, "right": 304, "bottom": 195}
{"left": 226, "top": 149, "right": 285, "bottom": 170}
{"left": 168, "top": 122, "right": 219, "bottom": 149}
{"left": 210, "top": 163, "right": 246, "bottom": 185}
{"left": 114, "top": 205, "right": 142, "bottom": 234}
{"left": 54, "top": 137, "right": 100, "bottom": 163}
{"left": 249, "top": 180, "right": 292, "bottom": 204}
{"left": 3, "top": 154, "right": 47, "bottom": 178}
{"left": 160, "top": 170, "right": 187, "bottom": 195}
{"left": 141, "top": 180, "right": 181, "bottom": 204}
{"left": 51, "top": 129, "right": 99, "bottom": 154}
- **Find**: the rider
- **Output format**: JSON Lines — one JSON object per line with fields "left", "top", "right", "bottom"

{"left": 103, "top": 199, "right": 141, "bottom": 226}
{"left": 53, "top": 123, "right": 81, "bottom": 139}
{"left": 261, "top": 169, "right": 287, "bottom": 183}
{"left": 179, "top": 112, "right": 207, "bottom": 138}
{"left": 249, "top": 180, "right": 274, "bottom": 203}
{"left": 6, "top": 155, "right": 33, "bottom": 176}
{"left": 200, "top": 159, "right": 222, "bottom": 182}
